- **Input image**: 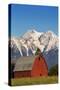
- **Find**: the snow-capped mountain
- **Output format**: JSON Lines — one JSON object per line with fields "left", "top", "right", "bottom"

{"left": 10, "top": 29, "right": 58, "bottom": 60}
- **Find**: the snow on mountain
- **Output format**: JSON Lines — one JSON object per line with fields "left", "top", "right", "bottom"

{"left": 10, "top": 29, "right": 58, "bottom": 59}
{"left": 23, "top": 29, "right": 43, "bottom": 40}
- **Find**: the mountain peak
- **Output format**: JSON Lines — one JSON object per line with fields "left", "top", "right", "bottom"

{"left": 45, "top": 30, "right": 57, "bottom": 38}
{"left": 22, "top": 29, "right": 38, "bottom": 39}
{"left": 47, "top": 30, "right": 53, "bottom": 34}
{"left": 26, "top": 29, "right": 37, "bottom": 33}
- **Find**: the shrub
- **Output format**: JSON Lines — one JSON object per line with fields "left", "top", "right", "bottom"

{"left": 49, "top": 64, "right": 58, "bottom": 76}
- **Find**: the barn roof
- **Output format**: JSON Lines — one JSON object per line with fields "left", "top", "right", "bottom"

{"left": 14, "top": 55, "right": 37, "bottom": 71}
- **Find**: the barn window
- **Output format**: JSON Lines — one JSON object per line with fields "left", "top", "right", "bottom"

{"left": 39, "top": 57, "right": 40, "bottom": 60}
{"left": 40, "top": 74, "right": 42, "bottom": 76}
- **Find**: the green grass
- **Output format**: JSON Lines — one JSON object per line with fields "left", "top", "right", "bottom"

{"left": 11, "top": 76, "right": 58, "bottom": 86}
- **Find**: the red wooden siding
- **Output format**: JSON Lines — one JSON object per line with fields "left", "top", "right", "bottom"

{"left": 31, "top": 56, "right": 48, "bottom": 77}
{"left": 14, "top": 70, "right": 31, "bottom": 78}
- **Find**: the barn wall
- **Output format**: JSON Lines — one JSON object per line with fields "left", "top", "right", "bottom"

{"left": 14, "top": 70, "right": 31, "bottom": 78}
{"left": 31, "top": 56, "right": 48, "bottom": 77}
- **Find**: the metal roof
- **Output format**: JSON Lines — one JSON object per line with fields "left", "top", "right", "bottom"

{"left": 14, "top": 55, "right": 37, "bottom": 71}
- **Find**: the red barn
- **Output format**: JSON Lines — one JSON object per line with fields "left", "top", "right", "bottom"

{"left": 13, "top": 55, "right": 48, "bottom": 78}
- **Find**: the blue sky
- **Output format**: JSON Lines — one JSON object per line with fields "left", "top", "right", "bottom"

{"left": 10, "top": 4, "right": 58, "bottom": 37}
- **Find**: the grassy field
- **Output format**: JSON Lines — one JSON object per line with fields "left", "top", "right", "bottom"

{"left": 11, "top": 76, "right": 58, "bottom": 86}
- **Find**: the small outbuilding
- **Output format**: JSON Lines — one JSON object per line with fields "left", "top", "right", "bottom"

{"left": 13, "top": 54, "right": 48, "bottom": 78}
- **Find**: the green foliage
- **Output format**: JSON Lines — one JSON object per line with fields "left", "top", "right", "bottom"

{"left": 35, "top": 48, "right": 41, "bottom": 55}
{"left": 49, "top": 64, "right": 58, "bottom": 76}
